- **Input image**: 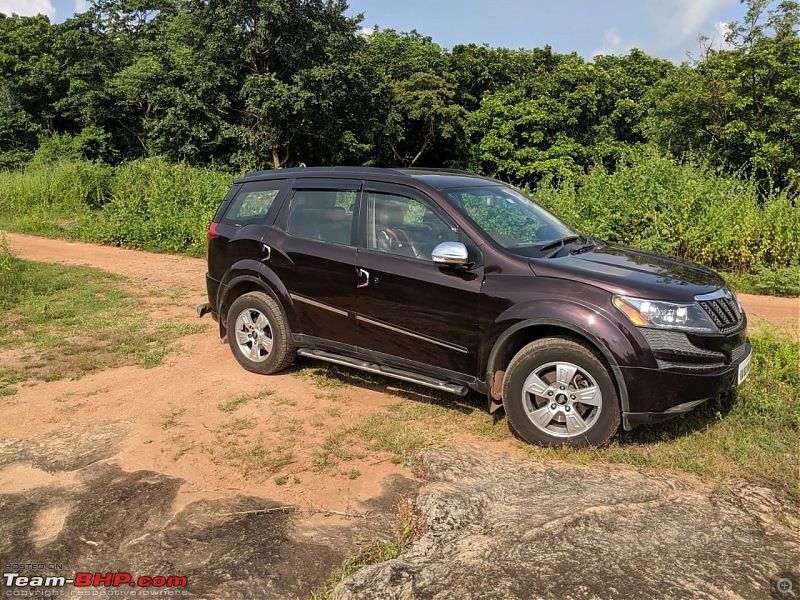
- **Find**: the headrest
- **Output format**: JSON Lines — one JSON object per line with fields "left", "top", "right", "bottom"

{"left": 294, "top": 190, "right": 337, "bottom": 209}
{"left": 375, "top": 198, "right": 406, "bottom": 228}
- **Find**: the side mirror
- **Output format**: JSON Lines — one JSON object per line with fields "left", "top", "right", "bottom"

{"left": 432, "top": 242, "right": 470, "bottom": 268}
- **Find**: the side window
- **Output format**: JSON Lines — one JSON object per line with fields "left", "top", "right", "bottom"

{"left": 365, "top": 192, "right": 457, "bottom": 262}
{"left": 221, "top": 182, "right": 283, "bottom": 226}
{"left": 286, "top": 189, "right": 356, "bottom": 246}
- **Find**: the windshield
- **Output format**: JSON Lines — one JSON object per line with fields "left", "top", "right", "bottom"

{"left": 446, "top": 185, "right": 579, "bottom": 257}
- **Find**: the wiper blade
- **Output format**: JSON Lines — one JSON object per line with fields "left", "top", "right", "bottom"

{"left": 538, "top": 235, "right": 580, "bottom": 253}
{"left": 569, "top": 242, "right": 596, "bottom": 255}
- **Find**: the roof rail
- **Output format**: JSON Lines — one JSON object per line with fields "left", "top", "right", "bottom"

{"left": 401, "top": 167, "right": 477, "bottom": 175}
{"left": 235, "top": 166, "right": 407, "bottom": 183}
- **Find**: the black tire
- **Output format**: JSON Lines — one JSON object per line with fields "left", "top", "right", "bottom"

{"left": 502, "top": 337, "right": 620, "bottom": 448}
{"left": 227, "top": 291, "right": 294, "bottom": 375}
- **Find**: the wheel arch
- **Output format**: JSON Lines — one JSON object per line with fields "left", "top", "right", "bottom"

{"left": 485, "top": 318, "right": 630, "bottom": 415}
{"left": 218, "top": 268, "right": 296, "bottom": 337}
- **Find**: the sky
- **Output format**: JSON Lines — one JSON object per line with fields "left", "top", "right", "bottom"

{"left": 5, "top": 0, "right": 749, "bottom": 63}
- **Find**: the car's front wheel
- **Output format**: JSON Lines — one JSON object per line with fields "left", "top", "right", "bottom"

{"left": 227, "top": 291, "right": 294, "bottom": 375}
{"left": 502, "top": 337, "right": 620, "bottom": 447}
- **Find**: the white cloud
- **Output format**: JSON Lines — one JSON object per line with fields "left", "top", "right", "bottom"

{"left": 74, "top": 0, "right": 89, "bottom": 13}
{"left": 0, "top": 0, "right": 56, "bottom": 19}
{"left": 712, "top": 20, "right": 734, "bottom": 48}
{"left": 645, "top": 0, "right": 738, "bottom": 59}
{"left": 592, "top": 27, "right": 631, "bottom": 57}
{"left": 360, "top": 27, "right": 375, "bottom": 38}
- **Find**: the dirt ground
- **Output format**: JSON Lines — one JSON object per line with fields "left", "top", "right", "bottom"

{"left": 1, "top": 233, "right": 798, "bottom": 599}
{"left": 3, "top": 233, "right": 419, "bottom": 514}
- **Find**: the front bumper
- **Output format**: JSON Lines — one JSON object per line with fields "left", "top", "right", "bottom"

{"left": 621, "top": 339, "right": 752, "bottom": 430}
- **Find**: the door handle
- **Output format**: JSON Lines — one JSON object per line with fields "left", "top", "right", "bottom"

{"left": 356, "top": 268, "right": 370, "bottom": 288}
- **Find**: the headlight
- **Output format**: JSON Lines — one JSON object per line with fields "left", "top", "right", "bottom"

{"left": 613, "top": 295, "right": 718, "bottom": 333}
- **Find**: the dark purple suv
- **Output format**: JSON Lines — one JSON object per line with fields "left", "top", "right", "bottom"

{"left": 199, "top": 167, "right": 752, "bottom": 447}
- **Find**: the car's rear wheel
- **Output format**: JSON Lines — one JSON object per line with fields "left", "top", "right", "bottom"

{"left": 502, "top": 337, "right": 620, "bottom": 448}
{"left": 227, "top": 291, "right": 294, "bottom": 375}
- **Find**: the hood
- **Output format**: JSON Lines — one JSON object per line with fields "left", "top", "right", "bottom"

{"left": 529, "top": 244, "right": 726, "bottom": 301}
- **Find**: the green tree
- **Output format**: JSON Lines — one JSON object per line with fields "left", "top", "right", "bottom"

{"left": 365, "top": 30, "right": 466, "bottom": 167}
{"left": 0, "top": 14, "right": 64, "bottom": 165}
{"left": 646, "top": 0, "right": 800, "bottom": 186}
{"left": 144, "top": 0, "right": 378, "bottom": 169}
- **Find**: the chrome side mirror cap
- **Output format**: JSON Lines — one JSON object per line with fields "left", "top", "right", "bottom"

{"left": 432, "top": 242, "right": 469, "bottom": 267}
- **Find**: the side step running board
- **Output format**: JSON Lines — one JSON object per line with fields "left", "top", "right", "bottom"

{"left": 296, "top": 349, "right": 469, "bottom": 397}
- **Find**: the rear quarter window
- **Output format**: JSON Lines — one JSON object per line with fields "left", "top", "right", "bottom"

{"left": 221, "top": 181, "right": 287, "bottom": 226}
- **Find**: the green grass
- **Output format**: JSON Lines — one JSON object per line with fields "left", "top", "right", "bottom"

{"left": 161, "top": 407, "right": 187, "bottom": 429}
{"left": 293, "top": 364, "right": 356, "bottom": 389}
{"left": 170, "top": 434, "right": 195, "bottom": 461}
{"left": 0, "top": 154, "right": 798, "bottom": 293}
{"left": 309, "top": 497, "right": 424, "bottom": 600}
{"left": 310, "top": 541, "right": 403, "bottom": 600}
{"left": 534, "top": 148, "right": 800, "bottom": 281}
{"left": 0, "top": 158, "right": 230, "bottom": 256}
{"left": 272, "top": 396, "right": 297, "bottom": 407}
{"left": 206, "top": 416, "right": 297, "bottom": 478}
{"left": 0, "top": 252, "right": 205, "bottom": 395}
{"left": 206, "top": 418, "right": 294, "bottom": 477}
{"left": 312, "top": 428, "right": 356, "bottom": 469}
{"left": 217, "top": 389, "right": 275, "bottom": 413}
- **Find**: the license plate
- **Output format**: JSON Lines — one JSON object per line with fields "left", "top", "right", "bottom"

{"left": 737, "top": 350, "right": 752, "bottom": 386}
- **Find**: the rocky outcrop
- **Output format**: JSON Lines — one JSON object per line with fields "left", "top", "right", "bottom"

{"left": 334, "top": 446, "right": 799, "bottom": 600}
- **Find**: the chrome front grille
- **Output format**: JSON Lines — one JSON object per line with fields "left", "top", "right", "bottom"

{"left": 696, "top": 289, "right": 742, "bottom": 332}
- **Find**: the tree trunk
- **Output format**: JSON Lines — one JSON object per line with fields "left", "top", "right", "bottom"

{"left": 272, "top": 148, "right": 290, "bottom": 169}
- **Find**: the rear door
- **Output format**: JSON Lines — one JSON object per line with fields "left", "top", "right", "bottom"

{"left": 355, "top": 182, "right": 483, "bottom": 376}
{"left": 265, "top": 178, "right": 361, "bottom": 347}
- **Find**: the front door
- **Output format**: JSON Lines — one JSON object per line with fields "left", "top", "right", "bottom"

{"left": 355, "top": 182, "right": 482, "bottom": 376}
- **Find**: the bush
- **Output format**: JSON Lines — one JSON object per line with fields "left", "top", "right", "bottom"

{"left": 534, "top": 147, "right": 800, "bottom": 274}
{"left": 0, "top": 157, "right": 232, "bottom": 255}
{"left": 0, "top": 159, "right": 111, "bottom": 236}
{"left": 0, "top": 150, "right": 798, "bottom": 282}
{"left": 98, "top": 158, "right": 231, "bottom": 255}
{"left": 724, "top": 264, "right": 800, "bottom": 297}
{"left": 0, "top": 233, "right": 21, "bottom": 307}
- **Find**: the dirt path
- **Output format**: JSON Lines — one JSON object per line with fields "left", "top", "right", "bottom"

{"left": 738, "top": 292, "right": 799, "bottom": 329}
{"left": 8, "top": 232, "right": 206, "bottom": 292}
{"left": 8, "top": 233, "right": 798, "bottom": 328}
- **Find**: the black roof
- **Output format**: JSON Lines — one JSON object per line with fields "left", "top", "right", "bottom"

{"left": 234, "top": 166, "right": 499, "bottom": 190}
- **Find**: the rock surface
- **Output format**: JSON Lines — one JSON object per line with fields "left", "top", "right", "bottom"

{"left": 334, "top": 446, "right": 800, "bottom": 600}
{"left": 0, "top": 423, "right": 419, "bottom": 599}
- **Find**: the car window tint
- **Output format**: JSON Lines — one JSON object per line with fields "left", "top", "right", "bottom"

{"left": 221, "top": 185, "right": 281, "bottom": 226}
{"left": 447, "top": 186, "right": 574, "bottom": 249}
{"left": 365, "top": 192, "right": 457, "bottom": 262}
{"left": 286, "top": 189, "right": 356, "bottom": 246}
